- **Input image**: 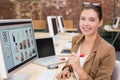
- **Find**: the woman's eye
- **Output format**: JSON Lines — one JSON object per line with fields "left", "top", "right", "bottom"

{"left": 80, "top": 17, "right": 85, "bottom": 20}
{"left": 89, "top": 19, "right": 95, "bottom": 22}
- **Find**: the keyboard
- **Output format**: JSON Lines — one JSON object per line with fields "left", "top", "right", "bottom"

{"left": 38, "top": 70, "right": 57, "bottom": 80}
{"left": 34, "top": 56, "right": 65, "bottom": 67}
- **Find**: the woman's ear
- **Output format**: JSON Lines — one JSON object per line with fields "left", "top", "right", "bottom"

{"left": 98, "top": 19, "right": 103, "bottom": 28}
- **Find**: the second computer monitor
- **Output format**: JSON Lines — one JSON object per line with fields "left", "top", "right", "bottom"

{"left": 112, "top": 17, "right": 120, "bottom": 29}
{"left": 47, "top": 16, "right": 59, "bottom": 43}
{"left": 57, "top": 16, "right": 66, "bottom": 33}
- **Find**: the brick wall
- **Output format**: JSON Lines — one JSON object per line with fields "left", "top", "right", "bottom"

{"left": 115, "top": 0, "right": 120, "bottom": 17}
{"left": 40, "top": 0, "right": 115, "bottom": 28}
{"left": 0, "top": 0, "right": 119, "bottom": 28}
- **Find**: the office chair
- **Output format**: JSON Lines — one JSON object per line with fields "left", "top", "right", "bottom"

{"left": 111, "top": 60, "right": 120, "bottom": 80}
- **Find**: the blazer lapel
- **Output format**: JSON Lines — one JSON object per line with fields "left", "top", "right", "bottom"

{"left": 71, "top": 34, "right": 101, "bottom": 63}
{"left": 84, "top": 35, "right": 101, "bottom": 64}
{"left": 72, "top": 35, "right": 84, "bottom": 53}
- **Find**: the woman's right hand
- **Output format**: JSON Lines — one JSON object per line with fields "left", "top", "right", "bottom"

{"left": 56, "top": 67, "right": 71, "bottom": 80}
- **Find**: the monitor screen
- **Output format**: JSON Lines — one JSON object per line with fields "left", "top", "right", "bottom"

{"left": 0, "top": 19, "right": 38, "bottom": 79}
{"left": 60, "top": 17, "right": 65, "bottom": 28}
{"left": 51, "top": 18, "right": 59, "bottom": 35}
{"left": 47, "top": 16, "right": 59, "bottom": 43}
{"left": 57, "top": 16, "right": 65, "bottom": 33}
{"left": 112, "top": 17, "right": 120, "bottom": 29}
{"left": 36, "top": 37, "right": 55, "bottom": 58}
{"left": 113, "top": 18, "right": 117, "bottom": 25}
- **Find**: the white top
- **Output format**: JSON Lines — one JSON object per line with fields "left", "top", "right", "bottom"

{"left": 74, "top": 45, "right": 88, "bottom": 80}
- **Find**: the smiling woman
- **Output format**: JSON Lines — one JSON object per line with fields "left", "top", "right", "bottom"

{"left": 56, "top": 1, "right": 115, "bottom": 80}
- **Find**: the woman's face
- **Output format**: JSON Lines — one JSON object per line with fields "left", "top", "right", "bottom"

{"left": 79, "top": 9, "right": 102, "bottom": 36}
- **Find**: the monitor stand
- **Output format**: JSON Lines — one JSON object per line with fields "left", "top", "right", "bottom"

{"left": 53, "top": 35, "right": 59, "bottom": 46}
{"left": 5, "top": 74, "right": 30, "bottom": 80}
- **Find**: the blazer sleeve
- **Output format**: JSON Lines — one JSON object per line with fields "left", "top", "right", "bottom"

{"left": 86, "top": 47, "right": 116, "bottom": 80}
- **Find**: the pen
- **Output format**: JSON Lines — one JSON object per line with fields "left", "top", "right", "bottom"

{"left": 60, "top": 54, "right": 84, "bottom": 61}
{"left": 60, "top": 58, "right": 65, "bottom": 60}
{"left": 79, "top": 54, "right": 84, "bottom": 57}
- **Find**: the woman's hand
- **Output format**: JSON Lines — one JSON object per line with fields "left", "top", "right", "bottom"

{"left": 56, "top": 67, "right": 71, "bottom": 80}
{"left": 69, "top": 52, "right": 82, "bottom": 72}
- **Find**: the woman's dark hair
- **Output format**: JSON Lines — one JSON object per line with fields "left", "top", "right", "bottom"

{"left": 81, "top": 2, "right": 102, "bottom": 21}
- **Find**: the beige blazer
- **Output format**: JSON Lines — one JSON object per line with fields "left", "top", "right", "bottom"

{"left": 70, "top": 34, "right": 116, "bottom": 80}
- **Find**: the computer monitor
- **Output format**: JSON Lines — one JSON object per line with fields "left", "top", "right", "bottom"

{"left": 112, "top": 17, "right": 120, "bottom": 29}
{"left": 57, "top": 16, "right": 66, "bottom": 33}
{"left": 36, "top": 37, "right": 55, "bottom": 58}
{"left": 0, "top": 19, "right": 38, "bottom": 80}
{"left": 47, "top": 16, "right": 59, "bottom": 43}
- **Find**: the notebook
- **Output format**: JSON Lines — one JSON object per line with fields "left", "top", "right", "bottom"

{"left": 34, "top": 37, "right": 66, "bottom": 67}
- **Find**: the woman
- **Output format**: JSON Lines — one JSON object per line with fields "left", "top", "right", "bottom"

{"left": 56, "top": 2, "right": 115, "bottom": 80}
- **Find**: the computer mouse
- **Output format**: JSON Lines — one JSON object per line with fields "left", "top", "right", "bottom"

{"left": 47, "top": 64, "right": 59, "bottom": 69}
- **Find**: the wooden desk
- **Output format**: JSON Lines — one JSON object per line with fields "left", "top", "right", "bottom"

{"left": 0, "top": 63, "right": 76, "bottom": 80}
{"left": 32, "top": 20, "right": 46, "bottom": 30}
{"left": 104, "top": 27, "right": 120, "bottom": 32}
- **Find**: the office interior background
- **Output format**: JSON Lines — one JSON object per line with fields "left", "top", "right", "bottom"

{"left": 0, "top": 0, "right": 120, "bottom": 59}
{"left": 0, "top": 0, "right": 120, "bottom": 24}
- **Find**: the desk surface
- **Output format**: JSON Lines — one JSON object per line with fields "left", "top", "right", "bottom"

{"left": 104, "top": 27, "right": 120, "bottom": 32}
{"left": 0, "top": 63, "right": 76, "bottom": 80}
{"left": 0, "top": 32, "right": 78, "bottom": 80}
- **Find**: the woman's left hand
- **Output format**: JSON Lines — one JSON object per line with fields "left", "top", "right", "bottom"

{"left": 68, "top": 52, "right": 82, "bottom": 72}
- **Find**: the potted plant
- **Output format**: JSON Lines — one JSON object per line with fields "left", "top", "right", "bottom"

{"left": 104, "top": 22, "right": 111, "bottom": 30}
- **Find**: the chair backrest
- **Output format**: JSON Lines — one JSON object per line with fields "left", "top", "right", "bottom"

{"left": 111, "top": 60, "right": 120, "bottom": 80}
{"left": 32, "top": 20, "right": 46, "bottom": 30}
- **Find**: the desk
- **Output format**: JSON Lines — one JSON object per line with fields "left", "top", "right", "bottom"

{"left": 103, "top": 27, "right": 119, "bottom": 44}
{"left": 0, "top": 63, "right": 76, "bottom": 80}
{"left": 54, "top": 39, "right": 71, "bottom": 56}
{"left": 104, "top": 27, "right": 120, "bottom": 32}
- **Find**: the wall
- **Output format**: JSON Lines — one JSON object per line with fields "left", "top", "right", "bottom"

{"left": 115, "top": 0, "right": 120, "bottom": 17}
{"left": 0, "top": 1, "right": 15, "bottom": 19}
{"left": 0, "top": 0, "right": 119, "bottom": 28}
